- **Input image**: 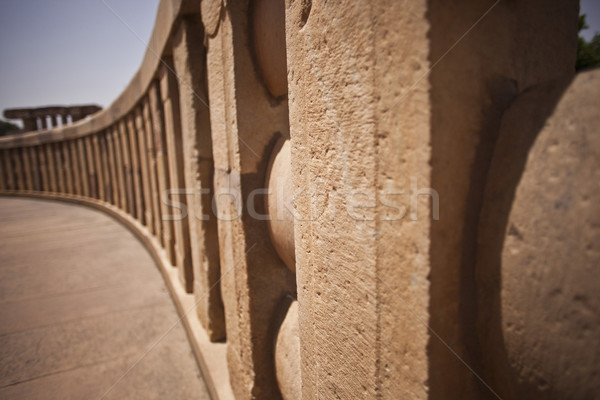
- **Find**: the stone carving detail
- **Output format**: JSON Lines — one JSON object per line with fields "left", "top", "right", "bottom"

{"left": 0, "top": 1, "right": 597, "bottom": 399}
{"left": 201, "top": 0, "right": 223, "bottom": 37}
{"left": 275, "top": 301, "right": 301, "bottom": 400}
{"left": 266, "top": 137, "right": 295, "bottom": 272}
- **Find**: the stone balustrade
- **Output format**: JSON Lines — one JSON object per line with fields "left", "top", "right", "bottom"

{"left": 0, "top": 0, "right": 599, "bottom": 399}
{"left": 4, "top": 104, "right": 102, "bottom": 131}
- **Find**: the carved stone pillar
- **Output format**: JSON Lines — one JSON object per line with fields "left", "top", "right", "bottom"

{"left": 159, "top": 58, "right": 193, "bottom": 292}
{"left": 204, "top": 1, "right": 296, "bottom": 398}
{"left": 172, "top": 16, "right": 225, "bottom": 340}
{"left": 148, "top": 81, "right": 175, "bottom": 264}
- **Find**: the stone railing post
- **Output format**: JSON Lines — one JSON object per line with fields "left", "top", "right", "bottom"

{"left": 19, "top": 147, "right": 33, "bottom": 191}
{"left": 159, "top": 58, "right": 193, "bottom": 292}
{"left": 142, "top": 96, "right": 162, "bottom": 239}
{"left": 28, "top": 147, "right": 41, "bottom": 191}
{"left": 172, "top": 16, "right": 225, "bottom": 340}
{"left": 135, "top": 106, "right": 154, "bottom": 233}
{"left": 203, "top": 0, "right": 296, "bottom": 398}
{"left": 112, "top": 125, "right": 127, "bottom": 210}
{"left": 43, "top": 145, "right": 54, "bottom": 193}
{"left": 118, "top": 120, "right": 135, "bottom": 216}
{"left": 148, "top": 80, "right": 175, "bottom": 264}
{"left": 77, "top": 139, "right": 90, "bottom": 197}
{"left": 105, "top": 129, "right": 120, "bottom": 207}
{"left": 0, "top": 150, "right": 10, "bottom": 190}
{"left": 126, "top": 115, "right": 144, "bottom": 223}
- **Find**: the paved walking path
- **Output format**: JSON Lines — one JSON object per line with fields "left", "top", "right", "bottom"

{"left": 0, "top": 197, "right": 211, "bottom": 400}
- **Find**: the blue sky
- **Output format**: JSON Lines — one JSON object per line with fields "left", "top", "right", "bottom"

{"left": 0, "top": 0, "right": 160, "bottom": 124}
{"left": 1, "top": 0, "right": 599, "bottom": 126}
{"left": 581, "top": 0, "right": 600, "bottom": 41}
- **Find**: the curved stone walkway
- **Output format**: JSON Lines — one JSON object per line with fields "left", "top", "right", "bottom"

{"left": 0, "top": 197, "right": 211, "bottom": 400}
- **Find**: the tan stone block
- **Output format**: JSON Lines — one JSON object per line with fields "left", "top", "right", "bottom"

{"left": 91, "top": 134, "right": 104, "bottom": 201}
{"left": 30, "top": 147, "right": 40, "bottom": 191}
{"left": 159, "top": 58, "right": 194, "bottom": 292}
{"left": 148, "top": 81, "right": 176, "bottom": 265}
{"left": 134, "top": 106, "right": 154, "bottom": 231}
{"left": 0, "top": 150, "right": 9, "bottom": 190}
{"left": 21, "top": 147, "right": 33, "bottom": 191}
{"left": 112, "top": 126, "right": 127, "bottom": 210}
{"left": 250, "top": 0, "right": 287, "bottom": 98}
{"left": 265, "top": 137, "right": 294, "bottom": 272}
{"left": 30, "top": 147, "right": 42, "bottom": 191}
{"left": 44, "top": 144, "right": 57, "bottom": 193}
{"left": 477, "top": 71, "right": 600, "bottom": 399}
{"left": 127, "top": 114, "right": 144, "bottom": 222}
{"left": 84, "top": 136, "right": 96, "bottom": 199}
{"left": 99, "top": 132, "right": 112, "bottom": 203}
{"left": 142, "top": 96, "right": 162, "bottom": 238}
{"left": 69, "top": 140, "right": 81, "bottom": 196}
{"left": 206, "top": 2, "right": 296, "bottom": 398}
{"left": 37, "top": 146, "right": 49, "bottom": 192}
{"left": 201, "top": 0, "right": 222, "bottom": 37}
{"left": 173, "top": 17, "right": 225, "bottom": 339}
{"left": 285, "top": 2, "right": 433, "bottom": 399}
{"left": 425, "top": 1, "right": 578, "bottom": 397}
{"left": 275, "top": 300, "right": 301, "bottom": 400}
{"left": 77, "top": 138, "right": 90, "bottom": 197}
{"left": 12, "top": 148, "right": 25, "bottom": 191}
{"left": 55, "top": 143, "right": 68, "bottom": 194}
{"left": 106, "top": 129, "right": 120, "bottom": 206}
{"left": 97, "top": 132, "right": 110, "bottom": 202}
{"left": 119, "top": 120, "right": 135, "bottom": 215}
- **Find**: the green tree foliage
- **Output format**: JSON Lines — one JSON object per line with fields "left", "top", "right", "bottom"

{"left": 577, "top": 14, "right": 600, "bottom": 71}
{"left": 0, "top": 120, "right": 22, "bottom": 136}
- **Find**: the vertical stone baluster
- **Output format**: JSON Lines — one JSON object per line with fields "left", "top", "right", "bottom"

{"left": 92, "top": 134, "right": 105, "bottom": 201}
{"left": 57, "top": 143, "right": 67, "bottom": 194}
{"left": 112, "top": 125, "right": 127, "bottom": 211}
{"left": 159, "top": 58, "right": 193, "bottom": 291}
{"left": 99, "top": 132, "right": 112, "bottom": 204}
{"left": 148, "top": 80, "right": 175, "bottom": 265}
{"left": 2, "top": 149, "right": 16, "bottom": 190}
{"left": 106, "top": 128, "right": 120, "bottom": 207}
{"left": 127, "top": 114, "right": 144, "bottom": 223}
{"left": 11, "top": 149, "right": 23, "bottom": 191}
{"left": 135, "top": 105, "right": 154, "bottom": 231}
{"left": 45, "top": 144, "right": 57, "bottom": 193}
{"left": 77, "top": 138, "right": 90, "bottom": 197}
{"left": 21, "top": 147, "right": 33, "bottom": 191}
{"left": 0, "top": 150, "right": 11, "bottom": 190}
{"left": 204, "top": 2, "right": 297, "bottom": 397}
{"left": 69, "top": 141, "right": 81, "bottom": 195}
{"left": 54, "top": 143, "right": 66, "bottom": 194}
{"left": 31, "top": 147, "right": 42, "bottom": 191}
{"left": 26, "top": 147, "right": 36, "bottom": 191}
{"left": 119, "top": 120, "right": 135, "bottom": 216}
{"left": 173, "top": 17, "right": 225, "bottom": 338}
{"left": 143, "top": 96, "right": 162, "bottom": 241}
{"left": 36, "top": 146, "right": 46, "bottom": 192}
{"left": 84, "top": 136, "right": 97, "bottom": 199}
{"left": 62, "top": 142, "right": 74, "bottom": 194}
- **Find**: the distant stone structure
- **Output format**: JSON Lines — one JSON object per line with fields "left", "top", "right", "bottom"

{"left": 4, "top": 105, "right": 102, "bottom": 131}
{"left": 0, "top": 0, "right": 598, "bottom": 399}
